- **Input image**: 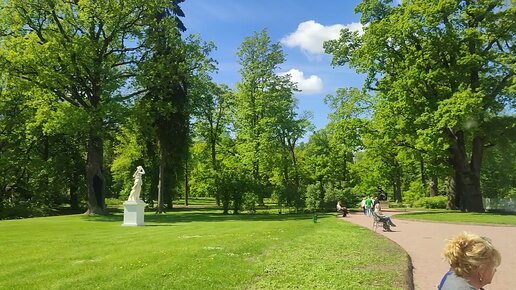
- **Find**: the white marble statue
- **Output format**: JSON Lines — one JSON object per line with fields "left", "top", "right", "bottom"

{"left": 128, "top": 166, "right": 145, "bottom": 201}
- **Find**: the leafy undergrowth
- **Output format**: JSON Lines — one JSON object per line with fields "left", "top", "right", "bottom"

{"left": 0, "top": 211, "right": 410, "bottom": 290}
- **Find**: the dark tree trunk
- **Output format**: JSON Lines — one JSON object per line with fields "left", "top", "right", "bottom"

{"left": 447, "top": 175, "right": 458, "bottom": 210}
{"left": 69, "top": 173, "right": 79, "bottom": 210}
{"left": 448, "top": 130, "right": 484, "bottom": 212}
{"left": 184, "top": 156, "right": 189, "bottom": 207}
{"left": 85, "top": 131, "right": 106, "bottom": 215}
{"left": 392, "top": 158, "right": 402, "bottom": 202}
{"left": 210, "top": 138, "right": 220, "bottom": 206}
{"left": 156, "top": 145, "right": 166, "bottom": 214}
{"left": 465, "top": 136, "right": 484, "bottom": 211}
{"left": 429, "top": 175, "right": 438, "bottom": 197}
{"left": 420, "top": 158, "right": 427, "bottom": 188}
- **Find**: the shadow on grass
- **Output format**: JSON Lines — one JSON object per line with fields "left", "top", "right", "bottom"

{"left": 82, "top": 208, "right": 329, "bottom": 225}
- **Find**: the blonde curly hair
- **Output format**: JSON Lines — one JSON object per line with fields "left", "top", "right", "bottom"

{"left": 443, "top": 232, "right": 501, "bottom": 278}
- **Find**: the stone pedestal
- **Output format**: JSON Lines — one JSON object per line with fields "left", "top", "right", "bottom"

{"left": 123, "top": 200, "right": 146, "bottom": 226}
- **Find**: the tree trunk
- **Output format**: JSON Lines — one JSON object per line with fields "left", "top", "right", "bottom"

{"left": 464, "top": 136, "right": 484, "bottom": 211}
{"left": 429, "top": 175, "right": 438, "bottom": 197}
{"left": 447, "top": 175, "right": 458, "bottom": 210}
{"left": 420, "top": 158, "right": 427, "bottom": 188}
{"left": 393, "top": 159, "right": 402, "bottom": 202}
{"left": 211, "top": 139, "right": 220, "bottom": 206}
{"left": 69, "top": 172, "right": 79, "bottom": 210}
{"left": 156, "top": 145, "right": 166, "bottom": 214}
{"left": 85, "top": 131, "right": 105, "bottom": 215}
{"left": 449, "top": 130, "right": 484, "bottom": 212}
{"left": 184, "top": 157, "right": 189, "bottom": 207}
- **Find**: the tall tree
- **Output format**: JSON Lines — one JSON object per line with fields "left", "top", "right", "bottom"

{"left": 191, "top": 81, "right": 235, "bottom": 205}
{"left": 325, "top": 0, "right": 515, "bottom": 211}
{"left": 138, "top": 2, "right": 216, "bottom": 212}
{"left": 235, "top": 29, "right": 293, "bottom": 205}
{"left": 0, "top": 0, "right": 152, "bottom": 214}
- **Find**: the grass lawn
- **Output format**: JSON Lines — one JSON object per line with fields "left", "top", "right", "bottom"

{"left": 395, "top": 211, "right": 516, "bottom": 225}
{"left": 0, "top": 210, "right": 410, "bottom": 290}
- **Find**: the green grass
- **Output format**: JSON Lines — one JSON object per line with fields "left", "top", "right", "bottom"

{"left": 0, "top": 210, "right": 410, "bottom": 290}
{"left": 395, "top": 211, "right": 516, "bottom": 225}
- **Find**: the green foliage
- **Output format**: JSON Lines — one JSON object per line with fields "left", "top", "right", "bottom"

{"left": 403, "top": 181, "right": 426, "bottom": 206}
{"left": 305, "top": 182, "right": 323, "bottom": 212}
{"left": 234, "top": 29, "right": 306, "bottom": 208}
{"left": 216, "top": 167, "right": 255, "bottom": 214}
{"left": 0, "top": 201, "right": 52, "bottom": 220}
{"left": 481, "top": 117, "right": 516, "bottom": 198}
{"left": 111, "top": 123, "right": 145, "bottom": 199}
{"left": 322, "top": 183, "right": 360, "bottom": 210}
{"left": 413, "top": 196, "right": 448, "bottom": 209}
{"left": 325, "top": 0, "right": 515, "bottom": 211}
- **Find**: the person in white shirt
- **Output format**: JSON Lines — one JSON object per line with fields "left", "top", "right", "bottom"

{"left": 373, "top": 203, "right": 396, "bottom": 231}
{"left": 336, "top": 201, "right": 348, "bottom": 217}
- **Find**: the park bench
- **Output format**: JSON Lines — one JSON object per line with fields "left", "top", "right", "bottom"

{"left": 372, "top": 211, "right": 385, "bottom": 232}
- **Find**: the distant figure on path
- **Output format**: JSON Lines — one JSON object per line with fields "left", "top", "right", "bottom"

{"left": 360, "top": 197, "right": 366, "bottom": 215}
{"left": 373, "top": 202, "right": 396, "bottom": 231}
{"left": 365, "top": 196, "right": 373, "bottom": 216}
{"left": 438, "top": 232, "right": 501, "bottom": 290}
{"left": 336, "top": 201, "right": 348, "bottom": 217}
{"left": 128, "top": 166, "right": 145, "bottom": 201}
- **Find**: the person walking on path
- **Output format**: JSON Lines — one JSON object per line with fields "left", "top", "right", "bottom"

{"left": 364, "top": 196, "right": 373, "bottom": 216}
{"left": 360, "top": 197, "right": 366, "bottom": 215}
{"left": 341, "top": 211, "right": 516, "bottom": 290}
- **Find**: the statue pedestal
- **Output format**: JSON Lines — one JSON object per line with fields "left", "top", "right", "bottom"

{"left": 123, "top": 200, "right": 146, "bottom": 226}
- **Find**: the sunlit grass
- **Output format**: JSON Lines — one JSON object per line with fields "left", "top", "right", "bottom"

{"left": 395, "top": 211, "right": 516, "bottom": 225}
{"left": 0, "top": 210, "right": 410, "bottom": 290}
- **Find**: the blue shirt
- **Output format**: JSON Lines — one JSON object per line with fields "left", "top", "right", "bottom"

{"left": 438, "top": 270, "right": 476, "bottom": 290}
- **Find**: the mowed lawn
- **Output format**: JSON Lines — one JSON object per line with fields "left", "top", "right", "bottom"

{"left": 395, "top": 211, "right": 516, "bottom": 225}
{"left": 0, "top": 210, "right": 410, "bottom": 290}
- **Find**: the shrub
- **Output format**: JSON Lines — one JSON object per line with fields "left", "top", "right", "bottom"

{"left": 413, "top": 196, "right": 447, "bottom": 209}
{"left": 305, "top": 182, "right": 323, "bottom": 212}
{"left": 323, "top": 184, "right": 359, "bottom": 211}
{"left": 403, "top": 181, "right": 425, "bottom": 206}
{"left": 0, "top": 201, "right": 52, "bottom": 219}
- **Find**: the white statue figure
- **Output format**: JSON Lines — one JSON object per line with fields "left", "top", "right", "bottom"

{"left": 128, "top": 166, "right": 145, "bottom": 201}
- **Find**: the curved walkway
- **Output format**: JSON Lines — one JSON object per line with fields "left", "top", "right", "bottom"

{"left": 342, "top": 211, "right": 516, "bottom": 290}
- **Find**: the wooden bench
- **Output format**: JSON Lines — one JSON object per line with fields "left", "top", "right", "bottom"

{"left": 372, "top": 211, "right": 386, "bottom": 232}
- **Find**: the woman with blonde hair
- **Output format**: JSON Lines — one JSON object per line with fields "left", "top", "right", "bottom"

{"left": 438, "top": 232, "right": 501, "bottom": 290}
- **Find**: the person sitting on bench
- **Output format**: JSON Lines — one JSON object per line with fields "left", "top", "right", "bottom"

{"left": 337, "top": 201, "right": 348, "bottom": 217}
{"left": 373, "top": 203, "right": 396, "bottom": 231}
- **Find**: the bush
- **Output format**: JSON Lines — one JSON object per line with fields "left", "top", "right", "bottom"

{"left": 403, "top": 181, "right": 425, "bottom": 206}
{"left": 305, "top": 182, "right": 323, "bottom": 212}
{"left": 413, "top": 196, "right": 448, "bottom": 209}
{"left": 0, "top": 201, "right": 52, "bottom": 219}
{"left": 323, "top": 184, "right": 359, "bottom": 211}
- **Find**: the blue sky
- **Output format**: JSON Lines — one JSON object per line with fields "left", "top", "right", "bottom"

{"left": 181, "top": 0, "right": 377, "bottom": 131}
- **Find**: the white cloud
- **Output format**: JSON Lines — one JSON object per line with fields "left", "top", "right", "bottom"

{"left": 279, "top": 69, "right": 323, "bottom": 94}
{"left": 281, "top": 20, "right": 363, "bottom": 54}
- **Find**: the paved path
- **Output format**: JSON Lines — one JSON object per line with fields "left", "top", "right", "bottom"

{"left": 341, "top": 211, "right": 516, "bottom": 290}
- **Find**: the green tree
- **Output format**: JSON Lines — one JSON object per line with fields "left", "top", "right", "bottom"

{"left": 326, "top": 0, "right": 515, "bottom": 211}
{"left": 0, "top": 0, "right": 152, "bottom": 214}
{"left": 235, "top": 29, "right": 295, "bottom": 205}
{"left": 191, "top": 81, "right": 235, "bottom": 205}
{"left": 137, "top": 4, "right": 216, "bottom": 212}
